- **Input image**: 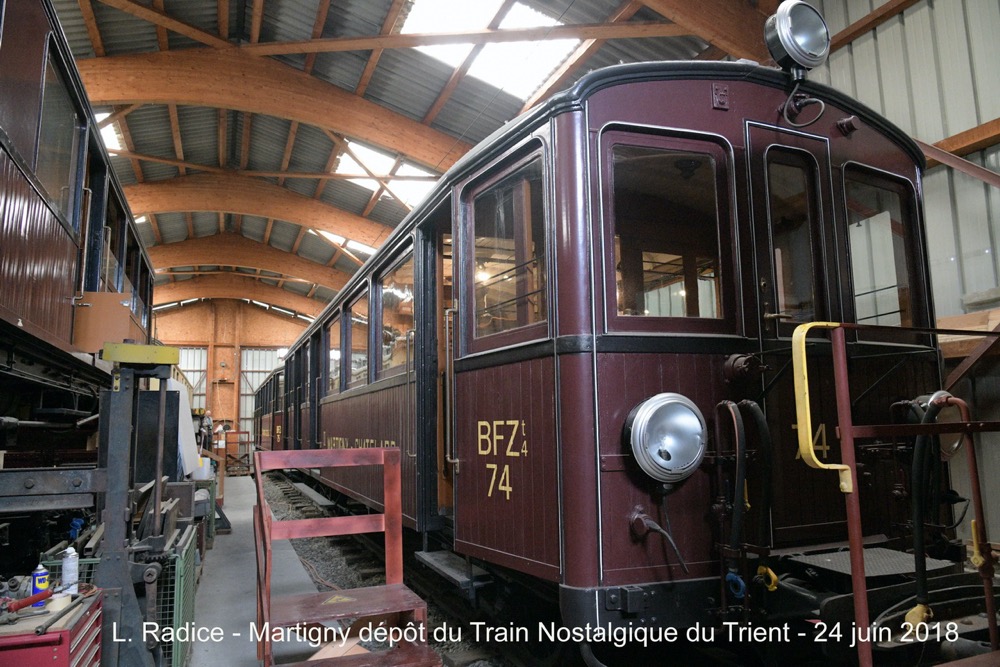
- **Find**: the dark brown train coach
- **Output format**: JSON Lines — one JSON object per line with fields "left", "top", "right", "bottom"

{"left": 258, "top": 3, "right": 998, "bottom": 663}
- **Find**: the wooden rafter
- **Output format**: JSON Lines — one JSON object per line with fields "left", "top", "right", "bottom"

{"left": 640, "top": 0, "right": 768, "bottom": 61}
{"left": 147, "top": 234, "right": 350, "bottom": 291}
{"left": 77, "top": 0, "right": 106, "bottom": 57}
{"left": 95, "top": 0, "right": 231, "bottom": 48}
{"left": 154, "top": 274, "right": 324, "bottom": 317}
{"left": 98, "top": 104, "right": 141, "bottom": 128}
{"left": 76, "top": 49, "right": 471, "bottom": 171}
{"left": 932, "top": 117, "right": 1000, "bottom": 161}
{"left": 830, "top": 0, "right": 922, "bottom": 53}
{"left": 522, "top": 0, "right": 643, "bottom": 112}
{"left": 241, "top": 21, "right": 690, "bottom": 57}
{"left": 123, "top": 173, "right": 394, "bottom": 248}
{"left": 355, "top": 0, "right": 407, "bottom": 95}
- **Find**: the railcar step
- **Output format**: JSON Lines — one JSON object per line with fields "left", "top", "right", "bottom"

{"left": 415, "top": 550, "right": 491, "bottom": 591}
{"left": 293, "top": 482, "right": 336, "bottom": 508}
{"left": 789, "top": 547, "right": 955, "bottom": 578}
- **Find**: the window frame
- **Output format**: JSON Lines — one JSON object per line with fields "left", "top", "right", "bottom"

{"left": 325, "top": 311, "right": 343, "bottom": 395}
{"left": 460, "top": 141, "right": 551, "bottom": 355}
{"left": 600, "top": 128, "right": 737, "bottom": 335}
{"left": 346, "top": 287, "right": 371, "bottom": 390}
{"left": 377, "top": 249, "right": 416, "bottom": 381}
{"left": 841, "top": 163, "right": 927, "bottom": 330}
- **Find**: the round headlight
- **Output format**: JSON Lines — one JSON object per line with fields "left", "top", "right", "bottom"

{"left": 764, "top": 1, "right": 830, "bottom": 72}
{"left": 625, "top": 393, "right": 707, "bottom": 484}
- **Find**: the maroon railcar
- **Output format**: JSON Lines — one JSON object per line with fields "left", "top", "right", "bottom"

{"left": 254, "top": 368, "right": 285, "bottom": 451}
{"left": 0, "top": 0, "right": 153, "bottom": 466}
{"left": 267, "top": 5, "right": 993, "bottom": 661}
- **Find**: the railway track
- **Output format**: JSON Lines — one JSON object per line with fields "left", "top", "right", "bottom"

{"left": 261, "top": 471, "right": 511, "bottom": 666}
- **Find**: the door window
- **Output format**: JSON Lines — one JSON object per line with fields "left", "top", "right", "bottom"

{"left": 845, "top": 171, "right": 917, "bottom": 327}
{"left": 767, "top": 153, "right": 820, "bottom": 323}
{"left": 462, "top": 147, "right": 549, "bottom": 352}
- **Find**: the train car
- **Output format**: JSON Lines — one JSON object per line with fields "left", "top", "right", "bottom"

{"left": 254, "top": 367, "right": 285, "bottom": 451}
{"left": 263, "top": 4, "right": 995, "bottom": 662}
{"left": 0, "top": 0, "right": 153, "bottom": 566}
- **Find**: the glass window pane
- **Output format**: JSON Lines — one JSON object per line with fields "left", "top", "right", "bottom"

{"left": 768, "top": 160, "right": 816, "bottom": 323}
{"left": 472, "top": 157, "right": 547, "bottom": 338}
{"left": 612, "top": 145, "right": 721, "bottom": 318}
{"left": 327, "top": 316, "right": 341, "bottom": 394}
{"left": 846, "top": 178, "right": 912, "bottom": 326}
{"left": 37, "top": 50, "right": 81, "bottom": 225}
{"left": 349, "top": 297, "right": 369, "bottom": 387}
{"left": 380, "top": 256, "right": 415, "bottom": 378}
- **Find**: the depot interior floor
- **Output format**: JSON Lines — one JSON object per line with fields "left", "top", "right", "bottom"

{"left": 191, "top": 476, "right": 317, "bottom": 666}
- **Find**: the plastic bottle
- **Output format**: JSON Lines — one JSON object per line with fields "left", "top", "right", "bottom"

{"left": 31, "top": 564, "right": 48, "bottom": 607}
{"left": 62, "top": 547, "right": 79, "bottom": 595}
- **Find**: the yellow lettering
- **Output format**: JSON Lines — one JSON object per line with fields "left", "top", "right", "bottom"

{"left": 792, "top": 423, "right": 830, "bottom": 460}
{"left": 486, "top": 463, "right": 498, "bottom": 497}
{"left": 493, "top": 420, "right": 504, "bottom": 456}
{"left": 497, "top": 464, "right": 512, "bottom": 500}
{"left": 505, "top": 420, "right": 520, "bottom": 457}
{"left": 478, "top": 421, "right": 491, "bottom": 455}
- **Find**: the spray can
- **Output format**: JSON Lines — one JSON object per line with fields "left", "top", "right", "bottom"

{"left": 31, "top": 564, "right": 49, "bottom": 607}
{"left": 62, "top": 547, "right": 79, "bottom": 595}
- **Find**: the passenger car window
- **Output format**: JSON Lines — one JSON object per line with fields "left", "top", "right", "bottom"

{"left": 379, "top": 255, "right": 414, "bottom": 378}
{"left": 326, "top": 316, "right": 341, "bottom": 394}
{"left": 348, "top": 297, "right": 369, "bottom": 388}
{"left": 611, "top": 144, "right": 722, "bottom": 319}
{"left": 470, "top": 155, "right": 547, "bottom": 340}
{"left": 845, "top": 171, "right": 916, "bottom": 326}
{"left": 36, "top": 45, "right": 82, "bottom": 225}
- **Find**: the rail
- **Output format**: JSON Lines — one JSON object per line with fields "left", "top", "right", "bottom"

{"left": 791, "top": 322, "right": 1000, "bottom": 667}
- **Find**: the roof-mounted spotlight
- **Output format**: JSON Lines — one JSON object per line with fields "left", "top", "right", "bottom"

{"left": 764, "top": 1, "right": 830, "bottom": 79}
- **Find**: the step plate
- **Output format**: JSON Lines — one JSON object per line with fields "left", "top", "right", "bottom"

{"left": 789, "top": 547, "right": 955, "bottom": 578}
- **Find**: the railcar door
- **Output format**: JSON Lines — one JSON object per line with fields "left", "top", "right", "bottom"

{"left": 747, "top": 123, "right": 847, "bottom": 546}
{"left": 446, "top": 143, "right": 561, "bottom": 582}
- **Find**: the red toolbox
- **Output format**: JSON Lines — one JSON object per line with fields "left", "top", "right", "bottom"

{"left": 0, "top": 594, "right": 101, "bottom": 666}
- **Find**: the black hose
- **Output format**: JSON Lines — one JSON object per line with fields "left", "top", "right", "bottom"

{"left": 717, "top": 401, "right": 746, "bottom": 562}
{"left": 912, "top": 391, "right": 950, "bottom": 606}
{"left": 739, "top": 400, "right": 772, "bottom": 552}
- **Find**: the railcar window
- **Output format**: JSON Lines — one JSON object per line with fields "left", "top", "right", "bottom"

{"left": 768, "top": 157, "right": 818, "bottom": 323}
{"left": 611, "top": 145, "right": 722, "bottom": 318}
{"left": 348, "top": 296, "right": 370, "bottom": 388}
{"left": 380, "top": 255, "right": 415, "bottom": 378}
{"left": 471, "top": 156, "right": 547, "bottom": 338}
{"left": 846, "top": 174, "right": 914, "bottom": 326}
{"left": 327, "top": 316, "right": 341, "bottom": 394}
{"left": 36, "top": 47, "right": 82, "bottom": 226}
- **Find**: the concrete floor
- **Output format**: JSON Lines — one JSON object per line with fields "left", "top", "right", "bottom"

{"left": 189, "top": 475, "right": 317, "bottom": 666}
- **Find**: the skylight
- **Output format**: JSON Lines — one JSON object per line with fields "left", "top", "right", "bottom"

{"left": 401, "top": 0, "right": 579, "bottom": 101}
{"left": 334, "top": 140, "right": 436, "bottom": 207}
{"left": 94, "top": 112, "right": 122, "bottom": 150}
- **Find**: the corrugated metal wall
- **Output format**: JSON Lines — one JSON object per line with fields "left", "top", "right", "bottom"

{"left": 178, "top": 347, "right": 207, "bottom": 411}
{"left": 240, "top": 348, "right": 280, "bottom": 438}
{"left": 810, "top": 0, "right": 1000, "bottom": 318}
{"left": 808, "top": 0, "right": 1000, "bottom": 540}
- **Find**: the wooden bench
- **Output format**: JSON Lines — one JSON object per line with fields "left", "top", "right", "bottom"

{"left": 253, "top": 448, "right": 439, "bottom": 667}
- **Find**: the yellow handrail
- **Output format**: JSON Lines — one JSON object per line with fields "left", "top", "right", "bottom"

{"left": 791, "top": 321, "right": 853, "bottom": 493}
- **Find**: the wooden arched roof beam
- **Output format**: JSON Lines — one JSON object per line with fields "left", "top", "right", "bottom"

{"left": 153, "top": 274, "right": 324, "bottom": 318}
{"left": 122, "top": 173, "right": 394, "bottom": 249}
{"left": 147, "top": 234, "right": 350, "bottom": 293}
{"left": 75, "top": 48, "right": 470, "bottom": 172}
{"left": 640, "top": 0, "right": 769, "bottom": 62}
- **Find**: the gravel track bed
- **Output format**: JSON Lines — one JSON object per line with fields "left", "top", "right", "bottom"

{"left": 261, "top": 473, "right": 510, "bottom": 666}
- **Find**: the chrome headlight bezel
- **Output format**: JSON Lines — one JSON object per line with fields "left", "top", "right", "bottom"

{"left": 625, "top": 392, "right": 707, "bottom": 484}
{"left": 764, "top": 1, "right": 831, "bottom": 72}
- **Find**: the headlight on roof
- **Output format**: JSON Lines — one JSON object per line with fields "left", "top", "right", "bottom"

{"left": 764, "top": 0, "right": 831, "bottom": 73}
{"left": 625, "top": 393, "right": 707, "bottom": 484}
